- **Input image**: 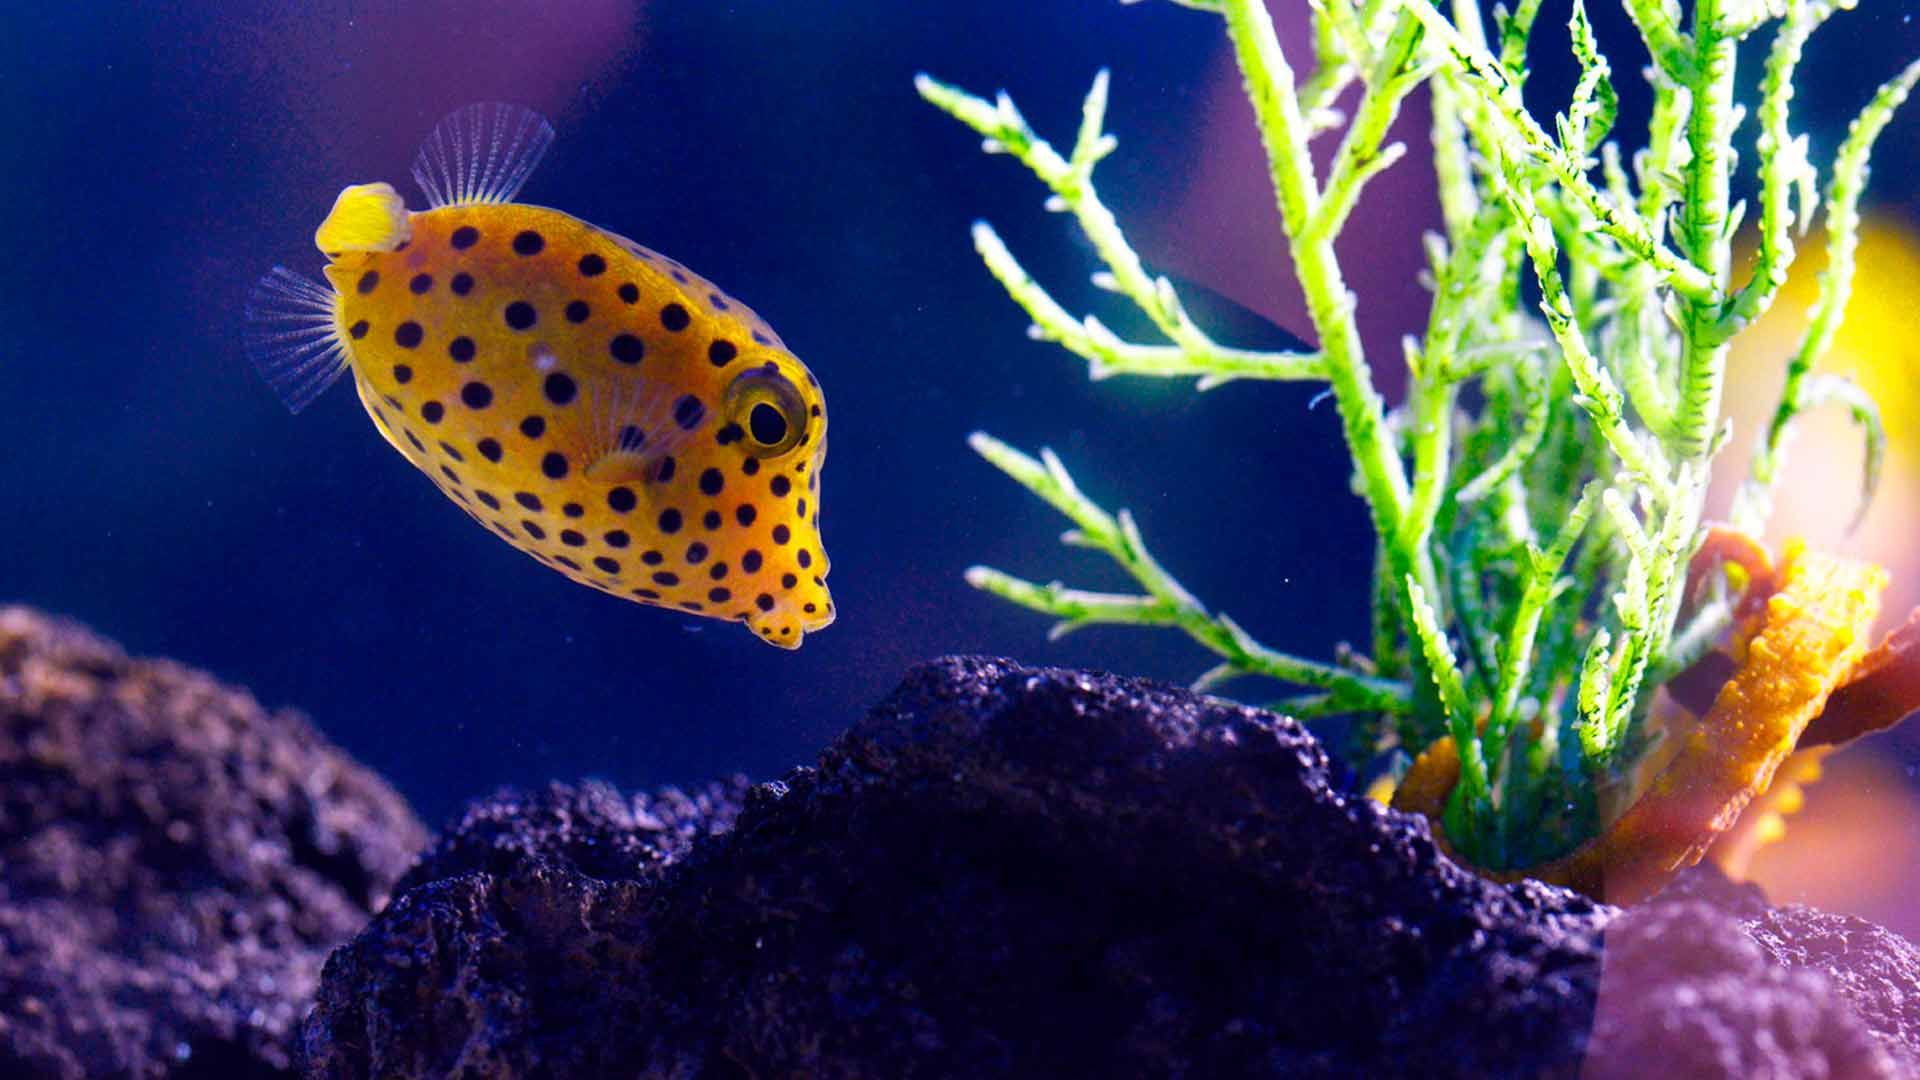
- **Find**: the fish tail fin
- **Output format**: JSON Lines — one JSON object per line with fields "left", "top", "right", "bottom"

{"left": 411, "top": 103, "right": 554, "bottom": 209}
{"left": 243, "top": 266, "right": 349, "bottom": 414}
{"left": 314, "top": 182, "right": 411, "bottom": 254}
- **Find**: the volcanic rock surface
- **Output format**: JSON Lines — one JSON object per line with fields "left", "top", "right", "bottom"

{"left": 0, "top": 608, "right": 426, "bottom": 1078}
{"left": 305, "top": 654, "right": 1920, "bottom": 1079}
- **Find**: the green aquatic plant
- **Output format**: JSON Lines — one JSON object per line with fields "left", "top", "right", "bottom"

{"left": 919, "top": 0, "right": 1920, "bottom": 875}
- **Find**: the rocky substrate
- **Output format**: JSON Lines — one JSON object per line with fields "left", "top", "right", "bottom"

{"left": 302, "top": 655, "right": 1920, "bottom": 1079}
{"left": 0, "top": 608, "right": 425, "bottom": 1078}
{"left": 3, "top": 607, "right": 1914, "bottom": 1078}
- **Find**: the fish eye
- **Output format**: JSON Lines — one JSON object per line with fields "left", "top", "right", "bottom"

{"left": 724, "top": 366, "right": 807, "bottom": 458}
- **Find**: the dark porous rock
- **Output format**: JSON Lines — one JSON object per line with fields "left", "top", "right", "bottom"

{"left": 301, "top": 655, "right": 1920, "bottom": 1078}
{"left": 392, "top": 776, "right": 751, "bottom": 893}
{"left": 306, "top": 656, "right": 1611, "bottom": 1077}
{"left": 0, "top": 607, "right": 426, "bottom": 1079}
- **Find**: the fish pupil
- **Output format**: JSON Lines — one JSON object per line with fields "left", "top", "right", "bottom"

{"left": 750, "top": 402, "right": 788, "bottom": 445}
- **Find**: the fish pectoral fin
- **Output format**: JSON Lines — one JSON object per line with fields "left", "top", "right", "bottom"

{"left": 411, "top": 103, "right": 554, "bottom": 209}
{"left": 573, "top": 364, "right": 711, "bottom": 487}
{"left": 582, "top": 450, "right": 651, "bottom": 484}
{"left": 243, "top": 267, "right": 348, "bottom": 414}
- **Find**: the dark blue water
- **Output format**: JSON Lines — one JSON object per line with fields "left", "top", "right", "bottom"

{"left": 2, "top": 1, "right": 1915, "bottom": 830}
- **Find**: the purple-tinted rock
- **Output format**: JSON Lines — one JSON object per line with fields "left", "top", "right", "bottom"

{"left": 0, "top": 607, "right": 425, "bottom": 1079}
{"left": 1588, "top": 898, "right": 1897, "bottom": 1079}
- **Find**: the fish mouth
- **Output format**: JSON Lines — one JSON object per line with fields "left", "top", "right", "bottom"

{"left": 747, "top": 588, "right": 834, "bottom": 649}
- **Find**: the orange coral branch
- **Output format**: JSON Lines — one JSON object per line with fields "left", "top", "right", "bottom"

{"left": 1802, "top": 607, "right": 1920, "bottom": 748}
{"left": 1392, "top": 542, "right": 1887, "bottom": 905}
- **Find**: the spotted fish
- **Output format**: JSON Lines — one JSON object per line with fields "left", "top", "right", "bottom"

{"left": 244, "top": 104, "right": 831, "bottom": 648}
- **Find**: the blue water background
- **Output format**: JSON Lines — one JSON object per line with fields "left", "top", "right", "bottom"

{"left": 2, "top": 0, "right": 1916, "bottom": 844}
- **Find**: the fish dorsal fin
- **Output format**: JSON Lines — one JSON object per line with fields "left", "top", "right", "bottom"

{"left": 244, "top": 266, "right": 348, "bottom": 414}
{"left": 556, "top": 345, "right": 711, "bottom": 484}
{"left": 411, "top": 103, "right": 554, "bottom": 210}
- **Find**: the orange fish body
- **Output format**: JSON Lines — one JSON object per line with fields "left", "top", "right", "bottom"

{"left": 246, "top": 105, "right": 831, "bottom": 647}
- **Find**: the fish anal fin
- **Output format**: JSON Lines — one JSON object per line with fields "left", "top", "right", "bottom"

{"left": 411, "top": 103, "right": 554, "bottom": 209}
{"left": 244, "top": 266, "right": 348, "bottom": 414}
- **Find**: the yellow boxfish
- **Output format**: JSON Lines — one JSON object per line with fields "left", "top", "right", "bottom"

{"left": 245, "top": 104, "right": 831, "bottom": 648}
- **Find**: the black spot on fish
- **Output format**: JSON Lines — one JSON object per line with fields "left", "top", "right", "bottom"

{"left": 716, "top": 424, "right": 744, "bottom": 446}
{"left": 710, "top": 587, "right": 731, "bottom": 603}
{"left": 655, "top": 456, "right": 676, "bottom": 484}
{"left": 685, "top": 542, "right": 708, "bottom": 564}
{"left": 439, "top": 441, "right": 464, "bottom": 462}
{"left": 797, "top": 548, "right": 813, "bottom": 568}
{"left": 578, "top": 253, "right": 606, "bottom": 277}
{"left": 409, "top": 273, "right": 433, "bottom": 294}
{"left": 449, "top": 336, "right": 476, "bottom": 363}
{"left": 660, "top": 303, "right": 690, "bottom": 332}
{"left": 513, "top": 230, "right": 545, "bottom": 255}
{"left": 709, "top": 562, "right": 728, "bottom": 580}
{"left": 515, "top": 492, "right": 542, "bottom": 511}
{"left": 565, "top": 300, "right": 590, "bottom": 323}
{"left": 421, "top": 401, "right": 445, "bottom": 424}
{"left": 461, "top": 382, "right": 493, "bottom": 409}
{"left": 560, "top": 529, "right": 586, "bottom": 547}
{"left": 522, "top": 520, "right": 546, "bottom": 540}
{"left": 520, "top": 415, "right": 546, "bottom": 439}
{"left": 542, "top": 452, "right": 569, "bottom": 479}
{"left": 596, "top": 557, "right": 622, "bottom": 575}
{"left": 544, "top": 373, "right": 576, "bottom": 406}
{"left": 742, "top": 458, "right": 760, "bottom": 476}
{"left": 610, "top": 334, "right": 644, "bottom": 365}
{"left": 771, "top": 475, "right": 791, "bottom": 498}
{"left": 357, "top": 270, "right": 379, "bottom": 294}
{"left": 674, "top": 396, "right": 705, "bottom": 430}
{"left": 742, "top": 550, "right": 763, "bottom": 573}
{"left": 736, "top": 504, "right": 757, "bottom": 527}
{"left": 349, "top": 320, "right": 369, "bottom": 339}
{"left": 605, "top": 530, "right": 630, "bottom": 548}
{"left": 642, "top": 550, "right": 664, "bottom": 566}
{"left": 476, "top": 491, "right": 501, "bottom": 510}
{"left": 708, "top": 340, "right": 737, "bottom": 367}
{"left": 772, "top": 524, "right": 791, "bottom": 545}
{"left": 563, "top": 502, "right": 584, "bottom": 518}
{"left": 451, "top": 272, "right": 474, "bottom": 295}
{"left": 607, "top": 487, "right": 636, "bottom": 513}
{"left": 756, "top": 593, "right": 774, "bottom": 612}
{"left": 703, "top": 510, "right": 722, "bottom": 530}
{"left": 394, "top": 322, "right": 423, "bottom": 348}
{"left": 505, "top": 301, "right": 537, "bottom": 330}
{"left": 451, "top": 226, "right": 480, "bottom": 250}
{"left": 477, "top": 438, "right": 502, "bottom": 463}
{"left": 658, "top": 508, "right": 682, "bottom": 534}
{"left": 699, "top": 468, "right": 724, "bottom": 496}
{"left": 652, "top": 571, "right": 679, "bottom": 585}
{"left": 393, "top": 364, "right": 413, "bottom": 384}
